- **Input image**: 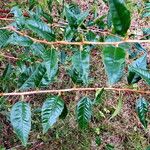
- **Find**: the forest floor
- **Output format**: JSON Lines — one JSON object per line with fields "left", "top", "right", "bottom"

{"left": 0, "top": 0, "right": 150, "bottom": 150}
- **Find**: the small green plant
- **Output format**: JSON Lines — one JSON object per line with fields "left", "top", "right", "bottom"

{"left": 0, "top": 0, "right": 149, "bottom": 146}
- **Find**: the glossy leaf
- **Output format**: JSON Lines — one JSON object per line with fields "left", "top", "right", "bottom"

{"left": 59, "top": 103, "right": 68, "bottom": 119}
{"left": 0, "top": 29, "right": 11, "bottom": 48}
{"left": 65, "top": 6, "right": 88, "bottom": 29}
{"left": 65, "top": 26, "right": 76, "bottom": 41}
{"left": 30, "top": 43, "right": 45, "bottom": 57}
{"left": 127, "top": 54, "right": 147, "bottom": 84}
{"left": 10, "top": 101, "right": 31, "bottom": 146}
{"left": 110, "top": 97, "right": 123, "bottom": 119}
{"left": 108, "top": 0, "right": 131, "bottom": 36}
{"left": 11, "top": 6, "right": 25, "bottom": 27}
{"left": 94, "top": 88, "right": 104, "bottom": 105}
{"left": 41, "top": 96, "right": 64, "bottom": 133}
{"left": 76, "top": 97, "right": 92, "bottom": 129}
{"left": 68, "top": 50, "right": 90, "bottom": 85}
{"left": 129, "top": 66, "right": 150, "bottom": 85}
{"left": 29, "top": 0, "right": 37, "bottom": 10}
{"left": 26, "top": 19, "right": 55, "bottom": 41}
{"left": 7, "top": 33, "right": 33, "bottom": 47}
{"left": 0, "top": 64, "right": 13, "bottom": 92}
{"left": 19, "top": 49, "right": 58, "bottom": 90}
{"left": 102, "top": 46, "right": 126, "bottom": 85}
{"left": 136, "top": 97, "right": 149, "bottom": 128}
{"left": 142, "top": 2, "right": 150, "bottom": 18}
{"left": 134, "top": 43, "right": 147, "bottom": 53}
{"left": 47, "top": 0, "right": 53, "bottom": 12}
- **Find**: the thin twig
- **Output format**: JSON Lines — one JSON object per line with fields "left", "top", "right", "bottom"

{"left": 4, "top": 26, "right": 150, "bottom": 46}
{"left": 0, "top": 53, "right": 18, "bottom": 60}
{"left": 0, "top": 87, "right": 150, "bottom": 96}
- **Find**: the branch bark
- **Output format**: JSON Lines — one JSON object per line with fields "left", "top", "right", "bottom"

{"left": 4, "top": 26, "right": 150, "bottom": 46}
{"left": 0, "top": 88, "right": 150, "bottom": 96}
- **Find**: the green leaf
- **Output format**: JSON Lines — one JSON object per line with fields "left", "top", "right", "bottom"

{"left": 65, "top": 6, "right": 77, "bottom": 28}
{"left": 25, "top": 19, "right": 55, "bottom": 41}
{"left": 127, "top": 54, "right": 147, "bottom": 84}
{"left": 107, "top": 10, "right": 112, "bottom": 28}
{"left": 110, "top": 97, "right": 123, "bottom": 119}
{"left": 65, "top": 6, "right": 88, "bottom": 29}
{"left": 65, "top": 26, "right": 76, "bottom": 41}
{"left": 11, "top": 6, "right": 25, "bottom": 27}
{"left": 77, "top": 11, "right": 89, "bottom": 27}
{"left": 68, "top": 50, "right": 90, "bottom": 85}
{"left": 76, "top": 97, "right": 92, "bottom": 129}
{"left": 0, "top": 64, "right": 13, "bottom": 92}
{"left": 129, "top": 66, "right": 150, "bottom": 85}
{"left": 134, "top": 43, "right": 146, "bottom": 53}
{"left": 47, "top": 0, "right": 53, "bottom": 12}
{"left": 105, "top": 144, "right": 115, "bottom": 150}
{"left": 136, "top": 97, "right": 149, "bottom": 128}
{"left": 143, "top": 28, "right": 150, "bottom": 39}
{"left": 146, "top": 145, "right": 150, "bottom": 150}
{"left": 142, "top": 2, "right": 150, "bottom": 18}
{"left": 41, "top": 96, "right": 64, "bottom": 133}
{"left": 59, "top": 103, "right": 68, "bottom": 119}
{"left": 86, "top": 31, "right": 96, "bottom": 42}
{"left": 19, "top": 49, "right": 58, "bottom": 91}
{"left": 1, "top": 64, "right": 12, "bottom": 80}
{"left": 10, "top": 101, "right": 31, "bottom": 146}
{"left": 108, "top": 0, "right": 131, "bottom": 36}
{"left": 30, "top": 43, "right": 45, "bottom": 57}
{"left": 7, "top": 33, "right": 33, "bottom": 47}
{"left": 102, "top": 46, "right": 126, "bottom": 85}
{"left": 29, "top": 0, "right": 37, "bottom": 10}
{"left": 94, "top": 88, "right": 104, "bottom": 105}
{"left": 69, "top": 3, "right": 81, "bottom": 14}
{"left": 0, "top": 29, "right": 11, "bottom": 48}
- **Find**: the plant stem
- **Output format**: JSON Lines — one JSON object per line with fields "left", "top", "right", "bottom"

{"left": 0, "top": 87, "right": 150, "bottom": 96}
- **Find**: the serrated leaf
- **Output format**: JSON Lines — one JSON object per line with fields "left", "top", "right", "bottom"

{"left": 136, "top": 97, "right": 149, "bottom": 128}
{"left": 41, "top": 96, "right": 64, "bottom": 133}
{"left": 10, "top": 101, "right": 31, "bottom": 146}
{"left": 59, "top": 103, "right": 68, "bottom": 119}
{"left": 65, "top": 6, "right": 77, "bottom": 28}
{"left": 77, "top": 11, "right": 89, "bottom": 26}
{"left": 86, "top": 31, "right": 96, "bottom": 42}
{"left": 110, "top": 97, "right": 123, "bottom": 119}
{"left": 69, "top": 3, "right": 81, "bottom": 14}
{"left": 134, "top": 43, "right": 146, "bottom": 53}
{"left": 102, "top": 46, "right": 126, "bottom": 85}
{"left": 68, "top": 50, "right": 90, "bottom": 85}
{"left": 19, "top": 49, "right": 58, "bottom": 91}
{"left": 7, "top": 33, "right": 33, "bottom": 47}
{"left": 29, "top": 0, "right": 37, "bottom": 10}
{"left": 25, "top": 19, "right": 55, "bottom": 41}
{"left": 11, "top": 6, "right": 25, "bottom": 27}
{"left": 2, "top": 64, "right": 12, "bottom": 80}
{"left": 65, "top": 6, "right": 88, "bottom": 29}
{"left": 127, "top": 54, "right": 147, "bottom": 84}
{"left": 107, "top": 10, "right": 112, "bottom": 28}
{"left": 142, "top": 2, "right": 150, "bottom": 18}
{"left": 108, "top": 0, "right": 131, "bottom": 36}
{"left": 76, "top": 97, "right": 92, "bottom": 129}
{"left": 129, "top": 66, "right": 150, "bottom": 85}
{"left": 65, "top": 26, "right": 76, "bottom": 41}
{"left": 30, "top": 43, "right": 45, "bottom": 57}
{"left": 0, "top": 64, "right": 13, "bottom": 92}
{"left": 94, "top": 88, "right": 104, "bottom": 105}
{"left": 47, "top": 0, "right": 53, "bottom": 12}
{"left": 0, "top": 29, "right": 11, "bottom": 48}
